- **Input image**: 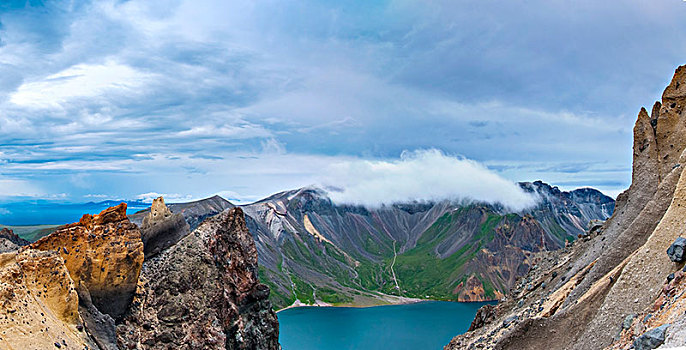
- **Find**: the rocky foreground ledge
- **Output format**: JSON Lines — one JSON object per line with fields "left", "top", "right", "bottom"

{"left": 0, "top": 200, "right": 279, "bottom": 349}
{"left": 446, "top": 65, "right": 686, "bottom": 350}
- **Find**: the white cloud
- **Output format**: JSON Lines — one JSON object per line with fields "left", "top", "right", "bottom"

{"left": 10, "top": 61, "right": 152, "bottom": 109}
{"left": 320, "top": 149, "right": 538, "bottom": 210}
{"left": 177, "top": 123, "right": 271, "bottom": 139}
{"left": 260, "top": 138, "right": 286, "bottom": 154}
{"left": 84, "top": 194, "right": 109, "bottom": 199}
{"left": 135, "top": 192, "right": 193, "bottom": 203}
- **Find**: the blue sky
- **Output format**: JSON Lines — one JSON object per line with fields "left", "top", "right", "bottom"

{"left": 0, "top": 0, "right": 685, "bottom": 204}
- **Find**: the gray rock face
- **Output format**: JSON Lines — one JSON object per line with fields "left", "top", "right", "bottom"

{"left": 667, "top": 237, "right": 686, "bottom": 262}
{"left": 633, "top": 324, "right": 669, "bottom": 350}
{"left": 77, "top": 282, "right": 118, "bottom": 350}
{"left": 130, "top": 195, "right": 234, "bottom": 231}
{"left": 468, "top": 304, "right": 496, "bottom": 331}
{"left": 0, "top": 228, "right": 30, "bottom": 253}
{"left": 117, "top": 208, "right": 279, "bottom": 349}
{"left": 139, "top": 196, "right": 191, "bottom": 258}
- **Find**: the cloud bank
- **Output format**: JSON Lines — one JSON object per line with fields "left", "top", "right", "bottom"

{"left": 321, "top": 150, "right": 538, "bottom": 210}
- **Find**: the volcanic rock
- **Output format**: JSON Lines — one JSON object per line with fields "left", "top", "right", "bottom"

{"left": 31, "top": 203, "right": 144, "bottom": 320}
{"left": 139, "top": 196, "right": 190, "bottom": 258}
{"left": 117, "top": 207, "right": 279, "bottom": 349}
{"left": 0, "top": 249, "right": 95, "bottom": 349}
{"left": 667, "top": 237, "right": 686, "bottom": 262}
{"left": 633, "top": 324, "right": 669, "bottom": 350}
{"left": 0, "top": 227, "right": 30, "bottom": 253}
{"left": 77, "top": 281, "right": 118, "bottom": 350}
{"left": 444, "top": 65, "right": 686, "bottom": 350}
{"left": 129, "top": 195, "right": 234, "bottom": 231}
{"left": 469, "top": 304, "right": 497, "bottom": 331}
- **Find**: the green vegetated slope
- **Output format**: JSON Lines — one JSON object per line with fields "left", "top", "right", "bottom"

{"left": 245, "top": 183, "right": 614, "bottom": 310}
{"left": 391, "top": 209, "right": 550, "bottom": 301}
{"left": 391, "top": 209, "right": 501, "bottom": 300}
{"left": 257, "top": 206, "right": 537, "bottom": 309}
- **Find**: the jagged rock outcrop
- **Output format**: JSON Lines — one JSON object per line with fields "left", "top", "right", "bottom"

{"left": 468, "top": 304, "right": 497, "bottom": 332}
{"left": 31, "top": 203, "right": 144, "bottom": 320}
{"left": 0, "top": 227, "right": 29, "bottom": 253}
{"left": 138, "top": 196, "right": 190, "bottom": 258}
{"left": 445, "top": 65, "right": 686, "bottom": 350}
{"left": 117, "top": 208, "right": 279, "bottom": 349}
{"left": 129, "top": 195, "right": 233, "bottom": 231}
{"left": 0, "top": 249, "right": 95, "bottom": 349}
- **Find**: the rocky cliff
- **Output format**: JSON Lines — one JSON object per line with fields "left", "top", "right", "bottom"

{"left": 138, "top": 196, "right": 191, "bottom": 258}
{"left": 129, "top": 195, "right": 233, "bottom": 231}
{"left": 0, "top": 202, "right": 279, "bottom": 349}
{"left": 0, "top": 227, "right": 29, "bottom": 253}
{"left": 117, "top": 207, "right": 279, "bottom": 349}
{"left": 445, "top": 65, "right": 686, "bottom": 350}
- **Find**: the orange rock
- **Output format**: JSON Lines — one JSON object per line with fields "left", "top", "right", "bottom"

{"left": 456, "top": 275, "right": 491, "bottom": 302}
{"left": 31, "top": 203, "right": 144, "bottom": 319}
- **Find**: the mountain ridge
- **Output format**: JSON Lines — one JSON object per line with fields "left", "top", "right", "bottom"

{"left": 239, "top": 181, "right": 614, "bottom": 309}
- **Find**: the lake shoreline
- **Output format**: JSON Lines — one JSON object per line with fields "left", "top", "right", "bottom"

{"left": 276, "top": 296, "right": 424, "bottom": 313}
{"left": 276, "top": 295, "right": 489, "bottom": 313}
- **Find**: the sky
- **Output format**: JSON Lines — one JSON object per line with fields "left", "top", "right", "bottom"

{"left": 1, "top": 0, "right": 686, "bottom": 206}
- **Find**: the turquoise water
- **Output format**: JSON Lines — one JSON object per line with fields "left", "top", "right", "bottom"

{"left": 278, "top": 301, "right": 491, "bottom": 350}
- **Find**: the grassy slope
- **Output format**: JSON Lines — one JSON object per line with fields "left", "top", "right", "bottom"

{"left": 260, "top": 206, "right": 529, "bottom": 309}
{"left": 389, "top": 208, "right": 506, "bottom": 300}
